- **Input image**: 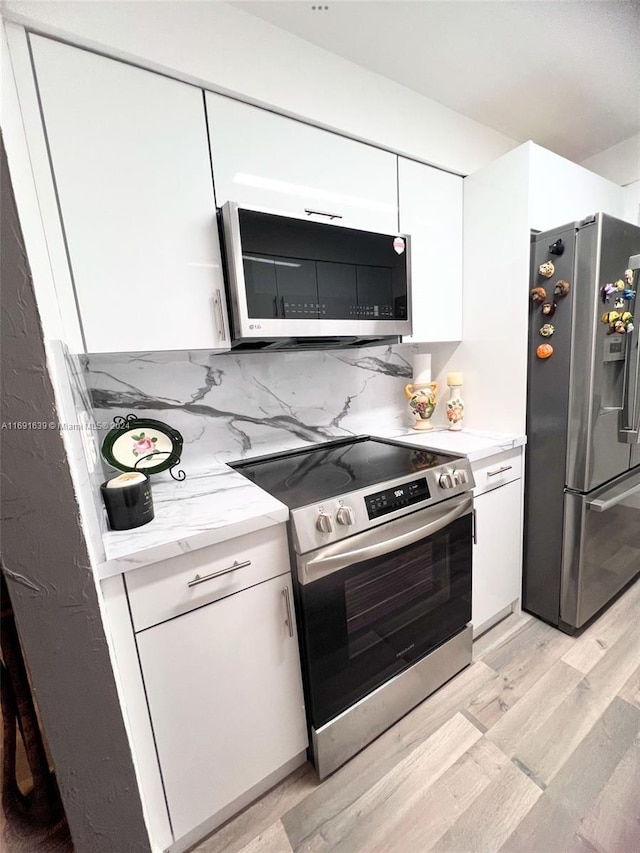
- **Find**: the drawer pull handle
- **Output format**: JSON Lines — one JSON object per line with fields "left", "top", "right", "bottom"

{"left": 304, "top": 208, "right": 343, "bottom": 221}
{"left": 487, "top": 465, "right": 513, "bottom": 478}
{"left": 282, "top": 586, "right": 294, "bottom": 638}
{"left": 187, "top": 559, "right": 251, "bottom": 588}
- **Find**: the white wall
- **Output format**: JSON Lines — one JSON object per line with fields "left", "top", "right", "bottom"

{"left": 528, "top": 143, "right": 627, "bottom": 231}
{"left": 623, "top": 181, "right": 640, "bottom": 226}
{"left": 460, "top": 142, "right": 627, "bottom": 435}
{"left": 2, "top": 0, "right": 517, "bottom": 176}
{"left": 460, "top": 144, "right": 531, "bottom": 434}
{"left": 581, "top": 133, "right": 640, "bottom": 187}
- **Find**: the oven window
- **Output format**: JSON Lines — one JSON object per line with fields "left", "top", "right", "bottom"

{"left": 345, "top": 541, "right": 447, "bottom": 659}
{"left": 298, "top": 511, "right": 472, "bottom": 728}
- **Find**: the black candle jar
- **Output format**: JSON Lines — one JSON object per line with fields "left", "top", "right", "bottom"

{"left": 100, "top": 472, "right": 155, "bottom": 530}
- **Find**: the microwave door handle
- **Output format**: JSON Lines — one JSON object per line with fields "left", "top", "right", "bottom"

{"left": 304, "top": 208, "right": 343, "bottom": 221}
{"left": 305, "top": 496, "right": 473, "bottom": 577}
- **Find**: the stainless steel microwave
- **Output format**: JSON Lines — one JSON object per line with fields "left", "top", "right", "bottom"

{"left": 219, "top": 202, "right": 412, "bottom": 349}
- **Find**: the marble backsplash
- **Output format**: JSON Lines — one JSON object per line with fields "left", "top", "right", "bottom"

{"left": 85, "top": 344, "right": 420, "bottom": 472}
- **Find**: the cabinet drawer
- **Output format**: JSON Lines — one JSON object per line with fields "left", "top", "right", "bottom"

{"left": 126, "top": 525, "right": 290, "bottom": 631}
{"left": 472, "top": 448, "right": 522, "bottom": 496}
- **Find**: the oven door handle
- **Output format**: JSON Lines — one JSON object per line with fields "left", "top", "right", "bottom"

{"left": 302, "top": 496, "right": 473, "bottom": 582}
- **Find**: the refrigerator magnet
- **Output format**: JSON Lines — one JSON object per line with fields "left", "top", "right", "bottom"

{"left": 539, "top": 323, "right": 555, "bottom": 337}
{"left": 538, "top": 261, "right": 555, "bottom": 278}
{"left": 536, "top": 343, "right": 554, "bottom": 359}
{"left": 541, "top": 301, "right": 557, "bottom": 316}
{"left": 615, "top": 279, "right": 625, "bottom": 290}
{"left": 554, "top": 280, "right": 570, "bottom": 298}
{"left": 622, "top": 289, "right": 636, "bottom": 300}
{"left": 625, "top": 269, "right": 635, "bottom": 286}
{"left": 601, "top": 310, "right": 620, "bottom": 325}
{"left": 530, "top": 286, "right": 547, "bottom": 304}
{"left": 601, "top": 282, "right": 618, "bottom": 302}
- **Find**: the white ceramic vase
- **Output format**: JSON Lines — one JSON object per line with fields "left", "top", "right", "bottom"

{"left": 446, "top": 384, "right": 464, "bottom": 431}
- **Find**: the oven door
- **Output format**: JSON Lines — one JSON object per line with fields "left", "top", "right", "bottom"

{"left": 295, "top": 494, "right": 473, "bottom": 729}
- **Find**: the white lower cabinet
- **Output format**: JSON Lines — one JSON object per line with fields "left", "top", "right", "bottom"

{"left": 472, "top": 464, "right": 523, "bottom": 636}
{"left": 136, "top": 572, "right": 308, "bottom": 841}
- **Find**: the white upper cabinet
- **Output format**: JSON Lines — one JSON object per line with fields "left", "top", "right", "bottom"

{"left": 205, "top": 92, "right": 399, "bottom": 234}
{"left": 30, "top": 36, "right": 230, "bottom": 354}
{"left": 398, "top": 158, "right": 463, "bottom": 343}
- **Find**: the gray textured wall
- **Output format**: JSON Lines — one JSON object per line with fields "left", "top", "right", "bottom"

{"left": 0, "top": 138, "right": 152, "bottom": 851}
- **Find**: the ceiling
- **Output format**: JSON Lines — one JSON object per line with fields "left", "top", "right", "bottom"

{"left": 231, "top": 0, "right": 640, "bottom": 164}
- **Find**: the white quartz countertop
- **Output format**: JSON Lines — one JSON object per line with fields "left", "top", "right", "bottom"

{"left": 96, "top": 466, "right": 288, "bottom": 579}
{"left": 96, "top": 427, "right": 526, "bottom": 579}
{"left": 375, "top": 427, "right": 526, "bottom": 462}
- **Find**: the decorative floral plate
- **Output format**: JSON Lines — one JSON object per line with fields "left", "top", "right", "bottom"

{"left": 101, "top": 417, "right": 184, "bottom": 476}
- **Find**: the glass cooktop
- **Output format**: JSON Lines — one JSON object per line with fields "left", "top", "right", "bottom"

{"left": 230, "top": 436, "right": 456, "bottom": 508}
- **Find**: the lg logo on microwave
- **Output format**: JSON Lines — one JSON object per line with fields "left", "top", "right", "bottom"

{"left": 249, "top": 324, "right": 262, "bottom": 330}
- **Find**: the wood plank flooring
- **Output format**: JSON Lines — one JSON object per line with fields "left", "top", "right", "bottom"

{"left": 196, "top": 579, "right": 640, "bottom": 853}
{"left": 2, "top": 580, "right": 638, "bottom": 852}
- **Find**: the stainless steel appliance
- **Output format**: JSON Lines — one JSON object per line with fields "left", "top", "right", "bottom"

{"left": 231, "top": 436, "right": 475, "bottom": 778}
{"left": 219, "top": 202, "right": 411, "bottom": 349}
{"left": 524, "top": 213, "right": 640, "bottom": 633}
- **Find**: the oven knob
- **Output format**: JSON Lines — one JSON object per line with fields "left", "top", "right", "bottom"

{"left": 439, "top": 472, "right": 454, "bottom": 489}
{"left": 336, "top": 506, "right": 355, "bottom": 526}
{"left": 316, "top": 512, "right": 334, "bottom": 533}
{"left": 453, "top": 469, "right": 468, "bottom": 486}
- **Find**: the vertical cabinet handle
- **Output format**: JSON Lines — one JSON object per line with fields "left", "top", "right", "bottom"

{"left": 282, "top": 586, "right": 294, "bottom": 638}
{"left": 214, "top": 289, "right": 227, "bottom": 342}
{"left": 472, "top": 508, "right": 478, "bottom": 545}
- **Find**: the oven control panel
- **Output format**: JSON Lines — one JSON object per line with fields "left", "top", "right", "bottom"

{"left": 365, "top": 478, "right": 430, "bottom": 519}
{"left": 290, "top": 461, "right": 474, "bottom": 556}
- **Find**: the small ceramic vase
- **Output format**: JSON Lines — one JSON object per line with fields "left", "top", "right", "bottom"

{"left": 446, "top": 380, "right": 464, "bottom": 431}
{"left": 404, "top": 382, "right": 438, "bottom": 430}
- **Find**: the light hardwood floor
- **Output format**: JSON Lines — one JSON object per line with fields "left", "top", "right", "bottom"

{"left": 3, "top": 581, "right": 639, "bottom": 852}
{"left": 194, "top": 580, "right": 640, "bottom": 853}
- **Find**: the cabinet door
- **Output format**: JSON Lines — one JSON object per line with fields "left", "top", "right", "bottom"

{"left": 136, "top": 574, "right": 308, "bottom": 840}
{"left": 205, "top": 92, "right": 398, "bottom": 234}
{"left": 30, "top": 36, "right": 230, "bottom": 354}
{"left": 472, "top": 478, "right": 523, "bottom": 634}
{"left": 398, "top": 158, "right": 463, "bottom": 342}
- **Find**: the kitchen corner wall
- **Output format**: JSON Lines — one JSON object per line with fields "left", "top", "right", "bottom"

{"left": 85, "top": 344, "right": 425, "bottom": 471}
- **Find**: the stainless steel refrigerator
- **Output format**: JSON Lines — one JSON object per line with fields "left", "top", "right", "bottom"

{"left": 524, "top": 213, "right": 640, "bottom": 633}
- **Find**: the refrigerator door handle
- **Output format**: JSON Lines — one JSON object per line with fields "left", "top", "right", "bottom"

{"left": 587, "top": 482, "right": 640, "bottom": 512}
{"left": 618, "top": 253, "right": 640, "bottom": 442}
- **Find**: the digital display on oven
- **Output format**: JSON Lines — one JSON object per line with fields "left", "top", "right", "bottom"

{"left": 365, "top": 478, "right": 431, "bottom": 519}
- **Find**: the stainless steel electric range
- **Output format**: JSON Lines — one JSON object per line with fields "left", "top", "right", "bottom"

{"left": 231, "top": 436, "right": 475, "bottom": 778}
